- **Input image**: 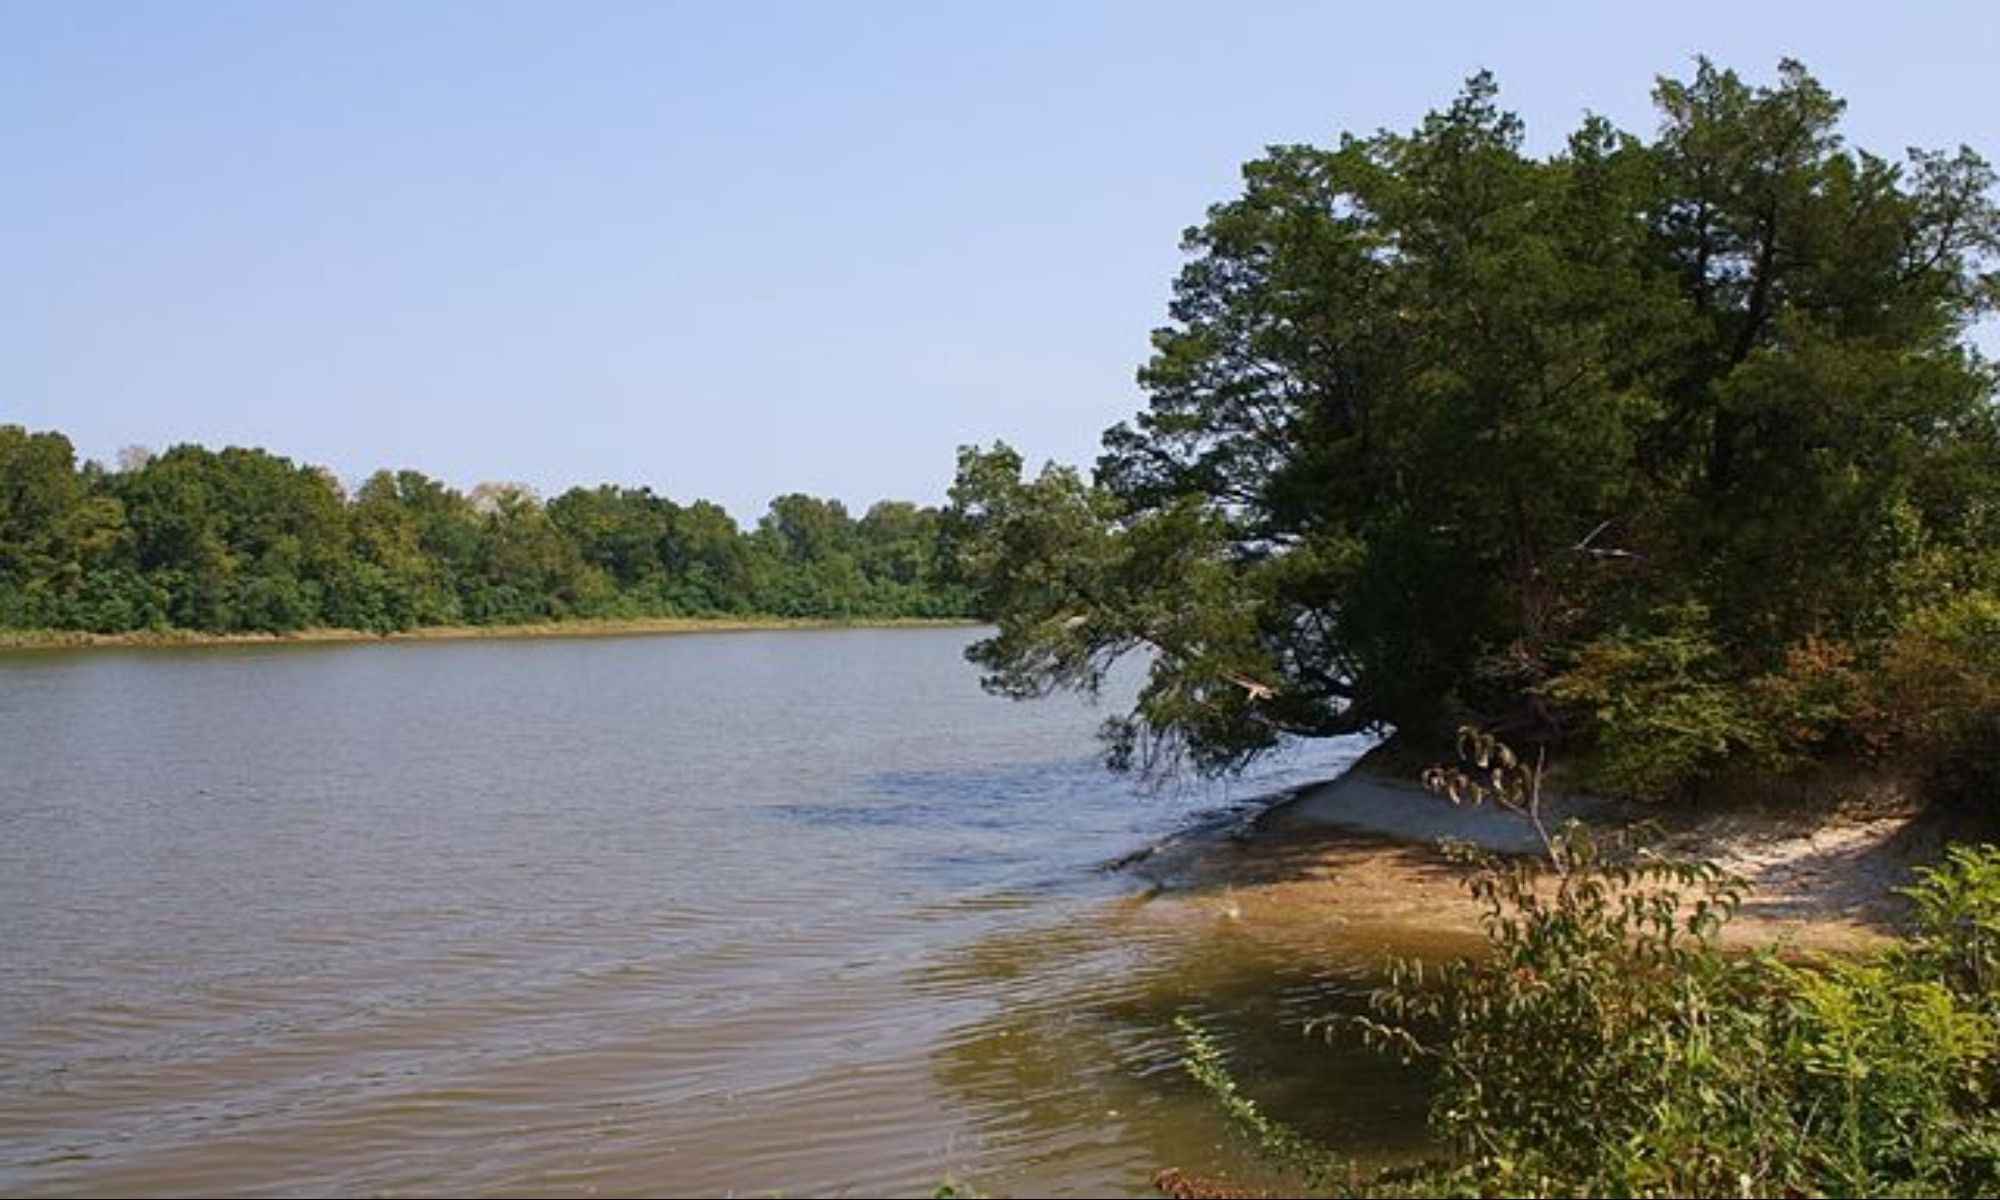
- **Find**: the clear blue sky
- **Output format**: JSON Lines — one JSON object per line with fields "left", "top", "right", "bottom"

{"left": 6, "top": 2, "right": 1996, "bottom": 523}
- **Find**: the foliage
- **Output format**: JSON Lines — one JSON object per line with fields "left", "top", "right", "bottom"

{"left": 1542, "top": 602, "right": 1776, "bottom": 798}
{"left": 946, "top": 58, "right": 2000, "bottom": 798}
{"left": 1176, "top": 1015, "right": 1348, "bottom": 1192}
{"left": 1180, "top": 829, "right": 2000, "bottom": 1198}
{"left": 1868, "top": 593, "right": 2000, "bottom": 801}
{"left": 1898, "top": 842, "right": 2000, "bottom": 1000}
{"left": 0, "top": 425, "right": 972, "bottom": 634}
{"left": 1345, "top": 832, "right": 1776, "bottom": 1196}
{"left": 1742, "top": 635, "right": 1878, "bottom": 763}
{"left": 1421, "top": 725, "right": 1564, "bottom": 868}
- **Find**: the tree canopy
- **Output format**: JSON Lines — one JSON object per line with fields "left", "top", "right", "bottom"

{"left": 0, "top": 427, "right": 971, "bottom": 634}
{"left": 948, "top": 59, "right": 2000, "bottom": 795}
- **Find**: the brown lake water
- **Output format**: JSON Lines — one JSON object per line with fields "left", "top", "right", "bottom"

{"left": 0, "top": 626, "right": 1429, "bottom": 1197}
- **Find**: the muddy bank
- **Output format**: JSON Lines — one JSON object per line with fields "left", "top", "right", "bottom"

{"left": 1118, "top": 751, "right": 1956, "bottom": 954}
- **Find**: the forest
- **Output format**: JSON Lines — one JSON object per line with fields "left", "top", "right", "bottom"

{"left": 0, "top": 426, "right": 971, "bottom": 635}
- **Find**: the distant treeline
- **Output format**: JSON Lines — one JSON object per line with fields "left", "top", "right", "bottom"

{"left": 0, "top": 425, "right": 972, "bottom": 633}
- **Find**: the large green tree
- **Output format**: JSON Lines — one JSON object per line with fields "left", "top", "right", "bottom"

{"left": 116, "top": 443, "right": 351, "bottom": 632}
{"left": 0, "top": 425, "right": 130, "bottom": 627}
{"left": 949, "top": 59, "right": 2000, "bottom": 784}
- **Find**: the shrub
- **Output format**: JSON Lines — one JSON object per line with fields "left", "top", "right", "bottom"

{"left": 1180, "top": 822, "right": 2000, "bottom": 1197}
{"left": 1544, "top": 603, "right": 1775, "bottom": 799}
{"left": 1869, "top": 594, "right": 2000, "bottom": 802}
{"left": 1745, "top": 636, "right": 1878, "bottom": 765}
{"left": 1345, "top": 832, "right": 1788, "bottom": 1197}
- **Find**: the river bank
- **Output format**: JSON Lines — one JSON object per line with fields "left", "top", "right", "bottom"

{"left": 1119, "top": 746, "right": 1956, "bottom": 954}
{"left": 0, "top": 614, "right": 979, "bottom": 652}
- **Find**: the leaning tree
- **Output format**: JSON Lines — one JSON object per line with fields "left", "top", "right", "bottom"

{"left": 948, "top": 60, "right": 2000, "bottom": 785}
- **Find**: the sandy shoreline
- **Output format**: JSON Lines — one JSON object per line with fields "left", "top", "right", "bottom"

{"left": 1117, "top": 751, "right": 1950, "bottom": 954}
{"left": 0, "top": 615, "right": 979, "bottom": 652}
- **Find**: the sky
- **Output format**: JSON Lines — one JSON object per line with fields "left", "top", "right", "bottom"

{"left": 6, "top": 2, "right": 1997, "bottom": 523}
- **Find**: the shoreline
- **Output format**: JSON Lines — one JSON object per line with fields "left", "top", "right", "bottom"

{"left": 0, "top": 615, "right": 981, "bottom": 653}
{"left": 1116, "top": 746, "right": 1946, "bottom": 954}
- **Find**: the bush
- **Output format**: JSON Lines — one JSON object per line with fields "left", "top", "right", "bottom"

{"left": 1745, "top": 636, "right": 1878, "bottom": 765}
{"left": 1544, "top": 602, "right": 1776, "bottom": 799}
{"left": 1182, "top": 830, "right": 2000, "bottom": 1197}
{"left": 1870, "top": 594, "right": 2000, "bottom": 804}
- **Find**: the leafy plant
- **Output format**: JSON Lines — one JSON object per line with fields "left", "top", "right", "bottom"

{"left": 1178, "top": 740, "right": 2000, "bottom": 1198}
{"left": 1421, "top": 725, "right": 1563, "bottom": 870}
{"left": 1898, "top": 843, "right": 2000, "bottom": 1000}
{"left": 1543, "top": 602, "right": 1775, "bottom": 799}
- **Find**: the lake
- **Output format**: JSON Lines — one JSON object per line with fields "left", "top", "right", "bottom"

{"left": 0, "top": 626, "right": 1426, "bottom": 1197}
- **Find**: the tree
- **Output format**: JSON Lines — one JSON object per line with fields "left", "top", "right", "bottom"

{"left": 756, "top": 493, "right": 855, "bottom": 564}
{"left": 547, "top": 484, "right": 677, "bottom": 590}
{"left": 949, "top": 59, "right": 2000, "bottom": 784}
{"left": 329, "top": 469, "right": 462, "bottom": 630}
{"left": 1, "top": 428, "right": 975, "bottom": 634}
{"left": 463, "top": 482, "right": 600, "bottom": 621}
{"left": 113, "top": 443, "right": 350, "bottom": 631}
{"left": 662, "top": 499, "right": 753, "bottom": 612}
{"left": 856, "top": 500, "right": 932, "bottom": 586}
{"left": 0, "top": 425, "right": 128, "bottom": 626}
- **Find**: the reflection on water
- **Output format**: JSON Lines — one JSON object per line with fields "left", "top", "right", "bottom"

{"left": 0, "top": 627, "right": 1425, "bottom": 1197}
